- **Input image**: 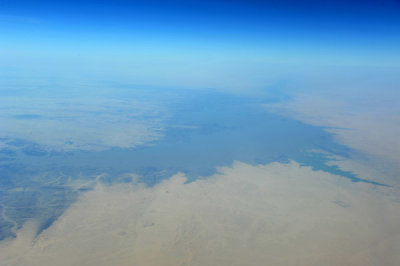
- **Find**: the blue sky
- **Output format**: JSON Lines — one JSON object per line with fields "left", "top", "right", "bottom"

{"left": 1, "top": 0, "right": 399, "bottom": 88}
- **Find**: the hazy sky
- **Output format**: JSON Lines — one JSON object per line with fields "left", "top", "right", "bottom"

{"left": 1, "top": 0, "right": 400, "bottom": 87}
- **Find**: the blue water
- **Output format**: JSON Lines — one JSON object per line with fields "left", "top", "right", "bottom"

{"left": 0, "top": 87, "right": 386, "bottom": 240}
{"left": 31, "top": 89, "right": 384, "bottom": 184}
